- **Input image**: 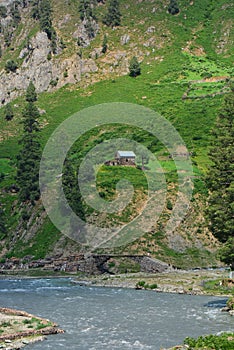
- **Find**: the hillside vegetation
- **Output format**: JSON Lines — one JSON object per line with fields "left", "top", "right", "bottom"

{"left": 0, "top": 0, "right": 233, "bottom": 268}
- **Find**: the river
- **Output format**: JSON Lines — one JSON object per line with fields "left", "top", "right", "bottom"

{"left": 0, "top": 278, "right": 233, "bottom": 349}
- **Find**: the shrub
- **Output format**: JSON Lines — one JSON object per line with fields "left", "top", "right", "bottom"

{"left": 166, "top": 199, "right": 173, "bottom": 210}
{"left": 0, "top": 5, "right": 7, "bottom": 18}
{"left": 184, "top": 333, "right": 234, "bottom": 349}
{"left": 227, "top": 297, "right": 234, "bottom": 310}
{"left": 50, "top": 78, "right": 59, "bottom": 87}
{"left": 136, "top": 281, "right": 158, "bottom": 289}
{"left": 5, "top": 60, "right": 18, "bottom": 73}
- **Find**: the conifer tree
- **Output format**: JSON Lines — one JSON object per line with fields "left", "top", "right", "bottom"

{"left": 129, "top": 56, "right": 141, "bottom": 77}
{"left": 78, "top": 0, "right": 96, "bottom": 39}
{"left": 0, "top": 5, "right": 7, "bottom": 19}
{"left": 4, "top": 103, "right": 14, "bottom": 121}
{"left": 0, "top": 208, "right": 7, "bottom": 238}
{"left": 39, "top": 0, "right": 52, "bottom": 37}
{"left": 79, "top": 0, "right": 93, "bottom": 21}
{"left": 168, "top": 0, "right": 180, "bottom": 15}
{"left": 102, "top": 34, "right": 108, "bottom": 53}
{"left": 10, "top": 1, "right": 21, "bottom": 27}
{"left": 16, "top": 82, "right": 41, "bottom": 204}
{"left": 26, "top": 80, "right": 37, "bottom": 102}
{"left": 206, "top": 86, "right": 234, "bottom": 243}
{"left": 220, "top": 237, "right": 234, "bottom": 270}
{"left": 62, "top": 159, "right": 86, "bottom": 221}
{"left": 103, "top": 0, "right": 121, "bottom": 27}
{"left": 31, "top": 0, "right": 40, "bottom": 19}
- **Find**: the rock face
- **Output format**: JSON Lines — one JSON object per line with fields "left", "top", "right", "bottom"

{"left": 73, "top": 19, "right": 99, "bottom": 48}
{"left": 0, "top": 254, "right": 170, "bottom": 275}
{"left": 0, "top": 31, "right": 98, "bottom": 104}
{"left": 0, "top": 2, "right": 132, "bottom": 105}
{"left": 135, "top": 256, "right": 170, "bottom": 273}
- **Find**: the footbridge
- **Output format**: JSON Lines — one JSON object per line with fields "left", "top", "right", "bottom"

{"left": 78, "top": 254, "right": 170, "bottom": 275}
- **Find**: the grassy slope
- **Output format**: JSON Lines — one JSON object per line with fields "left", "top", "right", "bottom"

{"left": 0, "top": 0, "right": 233, "bottom": 266}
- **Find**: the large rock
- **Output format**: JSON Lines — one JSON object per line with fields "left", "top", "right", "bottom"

{"left": 0, "top": 32, "right": 98, "bottom": 104}
{"left": 0, "top": 32, "right": 51, "bottom": 104}
{"left": 137, "top": 256, "right": 169, "bottom": 273}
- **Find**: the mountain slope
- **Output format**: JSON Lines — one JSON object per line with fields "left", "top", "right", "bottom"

{"left": 0, "top": 0, "right": 233, "bottom": 268}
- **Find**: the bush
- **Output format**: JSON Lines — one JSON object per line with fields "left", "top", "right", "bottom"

{"left": 136, "top": 281, "right": 158, "bottom": 290}
{"left": 184, "top": 333, "right": 234, "bottom": 349}
{"left": 5, "top": 60, "right": 18, "bottom": 73}
{"left": 0, "top": 5, "right": 7, "bottom": 18}
{"left": 50, "top": 78, "right": 59, "bottom": 87}
{"left": 227, "top": 297, "right": 234, "bottom": 310}
{"left": 166, "top": 199, "right": 173, "bottom": 210}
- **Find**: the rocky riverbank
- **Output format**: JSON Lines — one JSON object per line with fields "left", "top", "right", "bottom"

{"left": 0, "top": 307, "right": 64, "bottom": 349}
{"left": 73, "top": 268, "right": 233, "bottom": 297}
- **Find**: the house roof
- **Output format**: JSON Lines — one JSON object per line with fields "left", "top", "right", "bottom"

{"left": 116, "top": 151, "right": 136, "bottom": 158}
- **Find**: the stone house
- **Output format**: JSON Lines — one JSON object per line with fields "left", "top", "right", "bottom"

{"left": 104, "top": 151, "right": 136, "bottom": 166}
{"left": 115, "top": 151, "right": 136, "bottom": 166}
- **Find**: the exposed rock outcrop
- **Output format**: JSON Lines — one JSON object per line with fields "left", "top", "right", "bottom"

{"left": 0, "top": 31, "right": 99, "bottom": 104}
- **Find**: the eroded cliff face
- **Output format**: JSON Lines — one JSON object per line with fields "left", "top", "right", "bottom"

{"left": 0, "top": 31, "right": 99, "bottom": 104}
{"left": 0, "top": 0, "right": 131, "bottom": 104}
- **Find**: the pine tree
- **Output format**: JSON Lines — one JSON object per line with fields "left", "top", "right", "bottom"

{"left": 78, "top": 0, "right": 96, "bottom": 39}
{"left": 10, "top": 2, "right": 21, "bottom": 27}
{"left": 39, "top": 0, "right": 53, "bottom": 39}
{"left": 206, "top": 86, "right": 234, "bottom": 243}
{"left": 129, "top": 56, "right": 141, "bottom": 77}
{"left": 220, "top": 237, "right": 234, "bottom": 270}
{"left": 79, "top": 0, "right": 93, "bottom": 21}
{"left": 4, "top": 103, "right": 14, "bottom": 121}
{"left": 168, "top": 0, "right": 180, "bottom": 15}
{"left": 26, "top": 80, "right": 37, "bottom": 102}
{"left": 103, "top": 0, "right": 121, "bottom": 27}
{"left": 0, "top": 208, "right": 7, "bottom": 238}
{"left": 31, "top": 0, "right": 40, "bottom": 19}
{"left": 16, "top": 82, "right": 41, "bottom": 204}
{"left": 102, "top": 34, "right": 108, "bottom": 53}
{"left": 0, "top": 5, "right": 7, "bottom": 18}
{"left": 62, "top": 159, "right": 86, "bottom": 221}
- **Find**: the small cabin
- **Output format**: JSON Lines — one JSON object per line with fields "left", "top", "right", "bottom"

{"left": 115, "top": 151, "right": 136, "bottom": 166}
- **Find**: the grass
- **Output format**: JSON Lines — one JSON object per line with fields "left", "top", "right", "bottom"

{"left": 203, "top": 279, "right": 234, "bottom": 296}
{"left": 0, "top": 158, "right": 13, "bottom": 175}
{"left": 8, "top": 218, "right": 61, "bottom": 259}
{"left": 0, "top": 0, "right": 233, "bottom": 262}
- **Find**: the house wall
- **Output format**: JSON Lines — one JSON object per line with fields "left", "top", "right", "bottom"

{"left": 118, "top": 157, "right": 135, "bottom": 166}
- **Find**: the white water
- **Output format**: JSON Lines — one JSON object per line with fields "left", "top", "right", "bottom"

{"left": 0, "top": 278, "right": 233, "bottom": 349}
